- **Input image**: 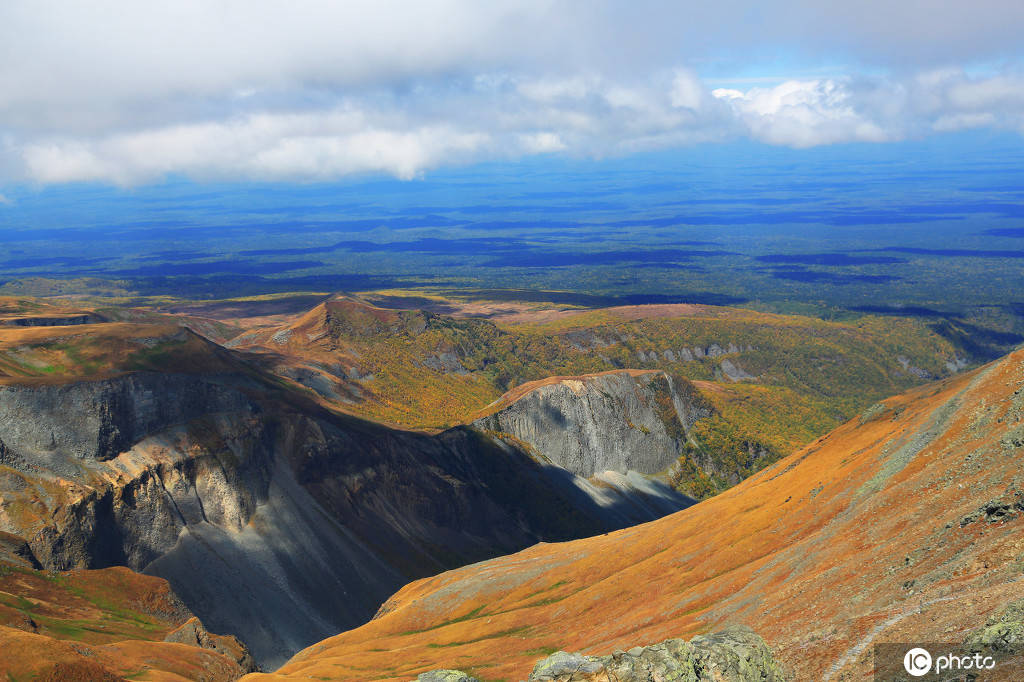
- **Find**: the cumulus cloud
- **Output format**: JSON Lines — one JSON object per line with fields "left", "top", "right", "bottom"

{"left": 0, "top": 1, "right": 1022, "bottom": 184}
{"left": 715, "top": 79, "right": 892, "bottom": 147}
{"left": 11, "top": 69, "right": 1024, "bottom": 185}
{"left": 21, "top": 112, "right": 493, "bottom": 184}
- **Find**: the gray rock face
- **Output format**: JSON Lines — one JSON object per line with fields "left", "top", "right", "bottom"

{"left": 0, "top": 530, "right": 41, "bottom": 569}
{"left": 527, "top": 626, "right": 786, "bottom": 681}
{"left": 421, "top": 351, "right": 467, "bottom": 374}
{"left": 164, "top": 616, "right": 258, "bottom": 673}
{"left": 719, "top": 359, "right": 755, "bottom": 382}
{"left": 474, "top": 371, "right": 713, "bottom": 478}
{"left": 0, "top": 369, "right": 687, "bottom": 669}
{"left": 0, "top": 373, "right": 252, "bottom": 463}
{"left": 897, "top": 355, "right": 932, "bottom": 379}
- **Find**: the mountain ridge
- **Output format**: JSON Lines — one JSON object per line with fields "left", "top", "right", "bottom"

{"left": 0, "top": 312, "right": 692, "bottom": 668}
{"left": 248, "top": 345, "right": 1024, "bottom": 681}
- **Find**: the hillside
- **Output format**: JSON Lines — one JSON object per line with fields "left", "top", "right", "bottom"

{"left": 0, "top": 533, "right": 254, "bottom": 680}
{"left": 229, "top": 294, "right": 970, "bottom": 496}
{"left": 250, "top": 346, "right": 1024, "bottom": 681}
{"left": 0, "top": 311, "right": 690, "bottom": 669}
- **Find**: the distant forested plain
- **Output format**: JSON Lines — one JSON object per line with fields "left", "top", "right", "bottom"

{"left": 0, "top": 132, "right": 1022, "bottom": 349}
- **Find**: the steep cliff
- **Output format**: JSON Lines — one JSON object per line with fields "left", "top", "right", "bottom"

{"left": 473, "top": 370, "right": 711, "bottom": 478}
{"left": 251, "top": 347, "right": 1024, "bottom": 681}
{"left": 0, "top": 326, "right": 689, "bottom": 668}
{"left": 470, "top": 369, "right": 766, "bottom": 498}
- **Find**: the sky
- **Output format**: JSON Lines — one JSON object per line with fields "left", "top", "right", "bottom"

{"left": 1, "top": 0, "right": 1023, "bottom": 187}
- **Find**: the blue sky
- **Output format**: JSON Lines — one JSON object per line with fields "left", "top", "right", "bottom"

{"left": 0, "top": 1, "right": 1022, "bottom": 191}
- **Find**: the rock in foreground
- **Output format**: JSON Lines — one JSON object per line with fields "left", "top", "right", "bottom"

{"left": 418, "top": 626, "right": 785, "bottom": 682}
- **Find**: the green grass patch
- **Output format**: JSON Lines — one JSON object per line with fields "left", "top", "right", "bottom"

{"left": 398, "top": 604, "right": 488, "bottom": 636}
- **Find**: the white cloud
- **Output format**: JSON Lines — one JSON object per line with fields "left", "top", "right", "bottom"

{"left": 716, "top": 70, "right": 1024, "bottom": 146}
{"left": 519, "top": 132, "right": 567, "bottom": 154}
{"left": 22, "top": 111, "right": 494, "bottom": 184}
{"left": 0, "top": 1, "right": 1022, "bottom": 184}
{"left": 669, "top": 71, "right": 707, "bottom": 110}
{"left": 716, "top": 79, "right": 892, "bottom": 147}
{"left": 932, "top": 112, "right": 998, "bottom": 133}
{"left": 11, "top": 68, "right": 1024, "bottom": 184}
{"left": 0, "top": 193, "right": 11, "bottom": 205}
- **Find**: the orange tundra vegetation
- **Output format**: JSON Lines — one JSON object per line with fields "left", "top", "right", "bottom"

{"left": 0, "top": 539, "right": 253, "bottom": 680}
{"left": 246, "top": 347, "right": 1024, "bottom": 681}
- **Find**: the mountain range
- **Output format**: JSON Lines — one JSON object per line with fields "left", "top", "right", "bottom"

{"left": 0, "top": 290, "right": 1018, "bottom": 680}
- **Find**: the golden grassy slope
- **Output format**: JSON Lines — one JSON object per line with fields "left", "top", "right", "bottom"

{"left": 0, "top": 555, "right": 250, "bottom": 681}
{"left": 248, "top": 347, "right": 1024, "bottom": 681}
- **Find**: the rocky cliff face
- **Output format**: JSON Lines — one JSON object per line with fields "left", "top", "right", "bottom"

{"left": 0, "top": 372, "right": 254, "bottom": 465}
{"left": 0, "top": 361, "right": 689, "bottom": 668}
{"left": 473, "top": 370, "right": 713, "bottom": 478}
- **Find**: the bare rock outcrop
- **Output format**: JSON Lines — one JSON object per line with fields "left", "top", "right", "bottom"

{"left": 0, "top": 372, "right": 253, "bottom": 464}
{"left": 473, "top": 370, "right": 713, "bottom": 478}
{"left": 165, "top": 616, "right": 259, "bottom": 673}
{"left": 417, "top": 626, "right": 786, "bottom": 682}
{"left": 527, "top": 627, "right": 785, "bottom": 681}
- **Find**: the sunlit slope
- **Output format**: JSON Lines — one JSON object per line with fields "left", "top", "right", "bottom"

{"left": 250, "top": 347, "right": 1024, "bottom": 682}
{"left": 0, "top": 322, "right": 251, "bottom": 383}
{"left": 233, "top": 295, "right": 966, "bottom": 494}
{"left": 0, "top": 537, "right": 253, "bottom": 681}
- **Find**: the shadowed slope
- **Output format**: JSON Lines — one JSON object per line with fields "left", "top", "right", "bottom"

{"left": 249, "top": 347, "right": 1024, "bottom": 681}
{"left": 0, "top": 314, "right": 691, "bottom": 669}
